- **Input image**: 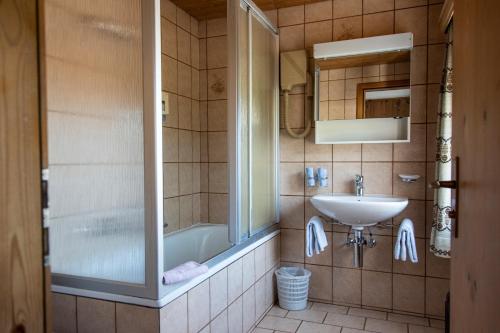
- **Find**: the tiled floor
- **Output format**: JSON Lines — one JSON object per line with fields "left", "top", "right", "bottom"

{"left": 253, "top": 302, "right": 445, "bottom": 333}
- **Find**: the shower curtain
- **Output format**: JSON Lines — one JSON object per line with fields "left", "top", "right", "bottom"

{"left": 430, "top": 23, "right": 453, "bottom": 258}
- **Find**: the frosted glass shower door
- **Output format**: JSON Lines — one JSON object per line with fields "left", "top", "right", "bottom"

{"left": 249, "top": 14, "right": 279, "bottom": 232}
{"left": 46, "top": 0, "right": 161, "bottom": 294}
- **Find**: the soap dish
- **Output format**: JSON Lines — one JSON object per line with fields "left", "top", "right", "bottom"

{"left": 399, "top": 174, "right": 420, "bottom": 183}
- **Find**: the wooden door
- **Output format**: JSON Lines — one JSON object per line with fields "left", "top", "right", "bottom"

{"left": 452, "top": 0, "right": 500, "bottom": 331}
{"left": 0, "top": 0, "right": 47, "bottom": 331}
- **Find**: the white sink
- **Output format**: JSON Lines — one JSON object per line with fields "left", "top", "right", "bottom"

{"left": 310, "top": 193, "right": 409, "bottom": 229}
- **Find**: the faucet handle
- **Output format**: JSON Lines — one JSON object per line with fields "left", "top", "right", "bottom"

{"left": 355, "top": 174, "right": 363, "bottom": 183}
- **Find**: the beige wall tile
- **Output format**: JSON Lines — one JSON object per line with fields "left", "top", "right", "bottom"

{"left": 242, "top": 286, "right": 256, "bottom": 332}
{"left": 281, "top": 228, "right": 305, "bottom": 262}
{"left": 363, "top": 11, "right": 394, "bottom": 37}
{"left": 179, "top": 162, "right": 193, "bottom": 195}
{"left": 178, "top": 130, "right": 192, "bottom": 162}
{"left": 305, "top": 1, "right": 333, "bottom": 22}
{"left": 393, "top": 162, "right": 426, "bottom": 199}
{"left": 280, "top": 163, "right": 305, "bottom": 195}
{"left": 280, "top": 196, "right": 305, "bottom": 229}
{"left": 329, "top": 80, "right": 345, "bottom": 100}
{"left": 200, "top": 162, "right": 208, "bottom": 191}
{"left": 428, "top": 4, "right": 446, "bottom": 44}
{"left": 329, "top": 100, "right": 345, "bottom": 119}
{"left": 164, "top": 197, "right": 179, "bottom": 232}
{"left": 278, "top": 5, "right": 305, "bottom": 27}
{"left": 428, "top": 44, "right": 446, "bottom": 84}
{"left": 177, "top": 27, "right": 191, "bottom": 65}
{"left": 188, "top": 280, "right": 210, "bottom": 333}
{"left": 333, "top": 144, "right": 361, "bottom": 162}
{"left": 208, "top": 132, "right": 227, "bottom": 162}
{"left": 426, "top": 123, "right": 437, "bottom": 161}
{"left": 207, "top": 100, "right": 227, "bottom": 132}
{"left": 242, "top": 250, "right": 256, "bottom": 291}
{"left": 209, "top": 163, "right": 227, "bottom": 193}
{"left": 305, "top": 130, "right": 332, "bottom": 161}
{"left": 164, "top": 93, "right": 178, "bottom": 128}
{"left": 426, "top": 84, "right": 439, "bottom": 123}
{"left": 116, "top": 303, "right": 159, "bottom": 333}
{"left": 266, "top": 236, "right": 281, "bottom": 270}
{"left": 362, "top": 271, "right": 392, "bottom": 309}
{"left": 345, "top": 78, "right": 362, "bottom": 99}
{"left": 210, "top": 268, "right": 228, "bottom": 319}
{"left": 163, "top": 127, "right": 178, "bottom": 162}
{"left": 425, "top": 239, "right": 450, "bottom": 278}
{"left": 395, "top": 6, "right": 428, "bottom": 46}
{"left": 163, "top": 55, "right": 177, "bottom": 93}
{"left": 228, "top": 296, "right": 243, "bottom": 333}
{"left": 331, "top": 232, "right": 354, "bottom": 267}
{"left": 160, "top": 294, "right": 187, "bottom": 333}
{"left": 191, "top": 36, "right": 200, "bottom": 69}
{"left": 362, "top": 162, "right": 393, "bottom": 195}
{"left": 334, "top": 16, "right": 363, "bottom": 40}
{"left": 162, "top": 18, "right": 177, "bottom": 59}
{"left": 394, "top": 124, "right": 426, "bottom": 161}
{"left": 395, "top": 0, "right": 427, "bottom": 9}
{"left": 334, "top": 0, "right": 362, "bottom": 18}
{"left": 361, "top": 143, "right": 393, "bottom": 161}
{"left": 179, "top": 195, "right": 193, "bottom": 228}
{"left": 176, "top": 8, "right": 191, "bottom": 32}
{"left": 331, "top": 162, "right": 361, "bottom": 193}
{"left": 393, "top": 274, "right": 425, "bottom": 314}
{"left": 281, "top": 130, "right": 305, "bottom": 162}
{"left": 207, "top": 36, "right": 227, "bottom": 69}
{"left": 362, "top": 235, "right": 392, "bottom": 272}
{"left": 305, "top": 20, "right": 333, "bottom": 48}
{"left": 178, "top": 62, "right": 192, "bottom": 98}
{"left": 178, "top": 96, "right": 192, "bottom": 130}
{"left": 207, "top": 68, "right": 227, "bottom": 100}
{"left": 191, "top": 17, "right": 200, "bottom": 37}
{"left": 425, "top": 277, "right": 449, "bottom": 317}
{"left": 255, "top": 276, "right": 268, "bottom": 319}
{"left": 333, "top": 267, "right": 361, "bottom": 305}
{"left": 363, "top": 0, "right": 394, "bottom": 13}
{"left": 411, "top": 46, "right": 427, "bottom": 85}
{"left": 348, "top": 307, "right": 387, "bottom": 319}
{"left": 410, "top": 85, "right": 427, "bottom": 124}
{"left": 228, "top": 258, "right": 243, "bottom": 304}
{"left": 207, "top": 18, "right": 227, "bottom": 37}
{"left": 53, "top": 293, "right": 77, "bottom": 333}
{"left": 255, "top": 243, "right": 267, "bottom": 280}
{"left": 192, "top": 132, "right": 200, "bottom": 163}
{"left": 77, "top": 297, "right": 115, "bottom": 333}
{"left": 161, "top": 0, "right": 176, "bottom": 23}
{"left": 199, "top": 40, "right": 207, "bottom": 71}
{"left": 164, "top": 163, "right": 179, "bottom": 198}
{"left": 191, "top": 71, "right": 200, "bottom": 101}
{"left": 208, "top": 193, "right": 227, "bottom": 223}
{"left": 279, "top": 25, "right": 305, "bottom": 51}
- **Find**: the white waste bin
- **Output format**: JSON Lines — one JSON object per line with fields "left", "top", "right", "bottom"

{"left": 275, "top": 266, "right": 311, "bottom": 311}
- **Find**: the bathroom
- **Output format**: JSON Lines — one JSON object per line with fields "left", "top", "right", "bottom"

{"left": 2, "top": 0, "right": 499, "bottom": 332}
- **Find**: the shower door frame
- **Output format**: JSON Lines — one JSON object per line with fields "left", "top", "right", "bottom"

{"left": 227, "top": 0, "right": 280, "bottom": 244}
{"left": 50, "top": 0, "right": 164, "bottom": 300}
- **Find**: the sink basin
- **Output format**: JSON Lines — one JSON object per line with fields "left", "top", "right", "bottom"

{"left": 310, "top": 193, "right": 409, "bottom": 229}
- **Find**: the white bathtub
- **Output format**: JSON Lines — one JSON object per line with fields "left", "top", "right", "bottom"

{"left": 163, "top": 224, "right": 233, "bottom": 271}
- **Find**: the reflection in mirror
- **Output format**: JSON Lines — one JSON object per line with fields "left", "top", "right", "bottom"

{"left": 317, "top": 50, "right": 411, "bottom": 121}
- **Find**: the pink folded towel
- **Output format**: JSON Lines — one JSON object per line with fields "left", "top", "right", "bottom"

{"left": 163, "top": 261, "right": 209, "bottom": 285}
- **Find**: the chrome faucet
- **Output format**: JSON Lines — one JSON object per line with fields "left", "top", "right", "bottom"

{"left": 354, "top": 175, "right": 364, "bottom": 197}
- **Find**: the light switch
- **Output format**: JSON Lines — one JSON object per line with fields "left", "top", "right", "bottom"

{"left": 162, "top": 92, "right": 169, "bottom": 123}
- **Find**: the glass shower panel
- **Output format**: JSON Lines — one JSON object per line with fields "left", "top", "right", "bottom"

{"left": 47, "top": 0, "right": 146, "bottom": 284}
{"left": 249, "top": 13, "right": 278, "bottom": 232}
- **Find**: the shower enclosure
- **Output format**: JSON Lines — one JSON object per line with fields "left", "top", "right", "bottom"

{"left": 46, "top": 0, "right": 279, "bottom": 304}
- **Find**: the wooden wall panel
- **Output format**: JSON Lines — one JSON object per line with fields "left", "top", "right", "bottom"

{"left": 452, "top": 0, "right": 500, "bottom": 332}
{"left": 0, "top": 0, "right": 45, "bottom": 331}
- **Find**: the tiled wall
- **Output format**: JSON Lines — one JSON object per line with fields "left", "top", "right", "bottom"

{"left": 318, "top": 63, "right": 410, "bottom": 120}
{"left": 270, "top": 0, "right": 450, "bottom": 318}
{"left": 52, "top": 234, "right": 280, "bottom": 333}
{"left": 161, "top": 0, "right": 228, "bottom": 234}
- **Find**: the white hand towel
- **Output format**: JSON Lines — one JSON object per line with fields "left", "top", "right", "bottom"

{"left": 394, "top": 218, "right": 418, "bottom": 263}
{"left": 306, "top": 216, "right": 328, "bottom": 257}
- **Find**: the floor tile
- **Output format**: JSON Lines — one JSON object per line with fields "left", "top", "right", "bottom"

{"left": 287, "top": 309, "right": 327, "bottom": 323}
{"left": 257, "top": 315, "right": 302, "bottom": 332}
{"left": 268, "top": 305, "right": 288, "bottom": 317}
{"left": 348, "top": 308, "right": 387, "bottom": 320}
{"left": 311, "top": 302, "right": 349, "bottom": 314}
{"left": 324, "top": 313, "right": 365, "bottom": 330}
{"left": 251, "top": 328, "right": 273, "bottom": 333}
{"left": 364, "top": 318, "right": 407, "bottom": 333}
{"left": 388, "top": 313, "right": 429, "bottom": 326}
{"left": 408, "top": 325, "right": 445, "bottom": 333}
{"left": 297, "top": 321, "right": 342, "bottom": 333}
{"left": 340, "top": 329, "right": 371, "bottom": 333}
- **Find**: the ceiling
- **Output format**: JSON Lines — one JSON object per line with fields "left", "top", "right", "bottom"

{"left": 170, "top": 0, "right": 324, "bottom": 20}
